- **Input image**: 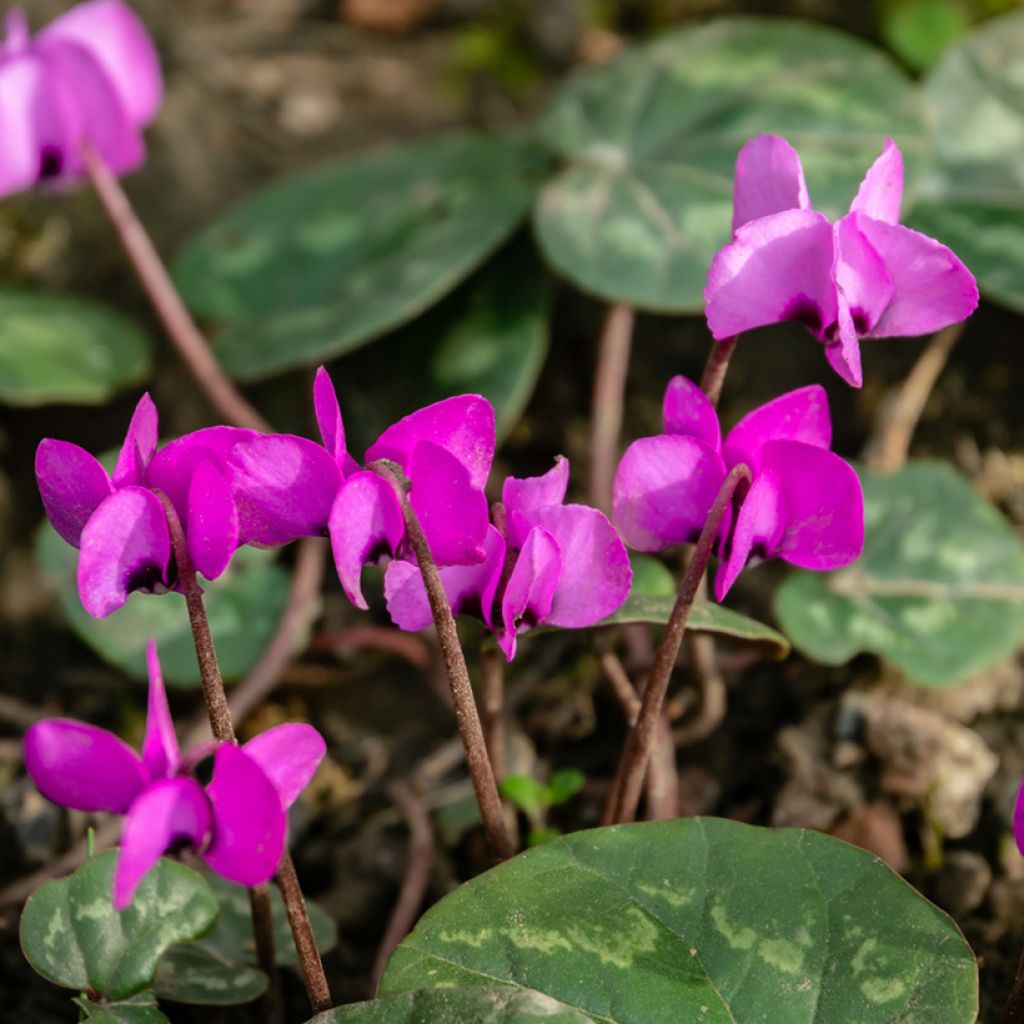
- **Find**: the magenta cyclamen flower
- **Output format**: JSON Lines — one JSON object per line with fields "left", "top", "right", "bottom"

{"left": 312, "top": 368, "right": 495, "bottom": 607}
{"left": 384, "top": 457, "right": 632, "bottom": 660}
{"left": 613, "top": 376, "right": 863, "bottom": 599}
{"left": 0, "top": 1, "right": 162, "bottom": 197}
{"left": 704, "top": 135, "right": 979, "bottom": 387}
{"left": 23, "top": 641, "right": 325, "bottom": 909}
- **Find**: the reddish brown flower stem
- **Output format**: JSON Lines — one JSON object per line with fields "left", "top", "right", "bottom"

{"left": 700, "top": 335, "right": 738, "bottom": 409}
{"left": 277, "top": 850, "right": 333, "bottom": 1014}
{"left": 370, "top": 459, "right": 516, "bottom": 862}
{"left": 602, "top": 463, "right": 751, "bottom": 825}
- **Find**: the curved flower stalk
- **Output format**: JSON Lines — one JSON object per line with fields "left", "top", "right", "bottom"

{"left": 704, "top": 135, "right": 979, "bottom": 387}
{"left": 613, "top": 375, "right": 864, "bottom": 599}
{"left": 23, "top": 640, "right": 325, "bottom": 910}
{"left": 313, "top": 368, "right": 495, "bottom": 606}
{"left": 0, "top": 1, "right": 161, "bottom": 197}
{"left": 385, "top": 456, "right": 632, "bottom": 660}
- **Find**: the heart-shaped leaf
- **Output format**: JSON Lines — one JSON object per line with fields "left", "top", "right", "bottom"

{"left": 20, "top": 852, "right": 217, "bottom": 1002}
{"left": 0, "top": 290, "right": 151, "bottom": 406}
{"left": 379, "top": 818, "right": 977, "bottom": 1023}
{"left": 74, "top": 995, "right": 169, "bottom": 1024}
{"left": 173, "top": 133, "right": 548, "bottom": 380}
{"left": 152, "top": 943, "right": 267, "bottom": 1006}
{"left": 36, "top": 526, "right": 292, "bottom": 688}
{"left": 774, "top": 461, "right": 1024, "bottom": 686}
{"left": 907, "top": 9, "right": 1024, "bottom": 312}
{"left": 534, "top": 18, "right": 927, "bottom": 311}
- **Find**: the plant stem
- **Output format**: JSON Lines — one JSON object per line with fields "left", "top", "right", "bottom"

{"left": 370, "top": 460, "right": 516, "bottom": 862}
{"left": 590, "top": 303, "right": 635, "bottom": 512}
{"left": 249, "top": 884, "right": 281, "bottom": 1024}
{"left": 700, "top": 335, "right": 738, "bottom": 408}
{"left": 80, "top": 144, "right": 269, "bottom": 433}
{"left": 602, "top": 463, "right": 751, "bottom": 825}
{"left": 1004, "top": 948, "right": 1024, "bottom": 1024}
{"left": 277, "top": 851, "right": 333, "bottom": 1014}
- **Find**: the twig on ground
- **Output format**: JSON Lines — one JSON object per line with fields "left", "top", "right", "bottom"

{"left": 590, "top": 303, "right": 635, "bottom": 512}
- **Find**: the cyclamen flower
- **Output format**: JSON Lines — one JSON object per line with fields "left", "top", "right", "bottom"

{"left": 23, "top": 641, "right": 325, "bottom": 909}
{"left": 0, "top": 1, "right": 162, "bottom": 197}
{"left": 384, "top": 457, "right": 632, "bottom": 660}
{"left": 704, "top": 135, "right": 979, "bottom": 387}
{"left": 613, "top": 376, "right": 863, "bottom": 599}
{"left": 35, "top": 392, "right": 339, "bottom": 617}
{"left": 312, "top": 368, "right": 494, "bottom": 607}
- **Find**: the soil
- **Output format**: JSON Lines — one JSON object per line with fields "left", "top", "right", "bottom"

{"left": 1, "top": 2, "right": 1023, "bottom": 1022}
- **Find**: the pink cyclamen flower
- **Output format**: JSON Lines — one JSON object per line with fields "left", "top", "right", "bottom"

{"left": 613, "top": 376, "right": 863, "bottom": 600}
{"left": 384, "top": 457, "right": 632, "bottom": 660}
{"left": 313, "top": 367, "right": 495, "bottom": 608}
{"left": 23, "top": 640, "right": 325, "bottom": 909}
{"left": 0, "top": 1, "right": 162, "bottom": 197}
{"left": 36, "top": 392, "right": 340, "bottom": 617}
{"left": 704, "top": 135, "right": 979, "bottom": 387}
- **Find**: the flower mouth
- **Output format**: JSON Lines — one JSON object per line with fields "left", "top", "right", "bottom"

{"left": 126, "top": 562, "right": 166, "bottom": 595}
{"left": 781, "top": 296, "right": 824, "bottom": 336}
{"left": 38, "top": 146, "right": 64, "bottom": 182}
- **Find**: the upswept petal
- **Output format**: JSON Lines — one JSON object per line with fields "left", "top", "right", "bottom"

{"left": 722, "top": 385, "right": 832, "bottom": 473}
{"left": 203, "top": 745, "right": 287, "bottom": 887}
{"left": 522, "top": 504, "right": 632, "bottom": 629}
{"left": 35, "top": 438, "right": 112, "bottom": 547}
{"left": 824, "top": 296, "right": 864, "bottom": 388}
{"left": 113, "top": 392, "right": 158, "bottom": 487}
{"left": 854, "top": 216, "right": 980, "bottom": 338}
{"left": 714, "top": 471, "right": 783, "bottom": 601}
{"left": 661, "top": 375, "right": 721, "bottom": 449}
{"left": 833, "top": 214, "right": 894, "bottom": 336}
{"left": 113, "top": 777, "right": 210, "bottom": 910}
{"left": 313, "top": 366, "right": 347, "bottom": 466}
{"left": 848, "top": 138, "right": 903, "bottom": 225}
{"left": 366, "top": 395, "right": 495, "bottom": 490}
{"left": 731, "top": 134, "right": 810, "bottom": 233}
{"left": 612, "top": 435, "right": 726, "bottom": 552}
{"left": 704, "top": 209, "right": 837, "bottom": 342}
{"left": 0, "top": 52, "right": 51, "bottom": 196}
{"left": 329, "top": 470, "right": 405, "bottom": 609}
{"left": 243, "top": 724, "right": 326, "bottom": 809}
{"left": 186, "top": 460, "right": 239, "bottom": 582}
{"left": 24, "top": 718, "right": 147, "bottom": 813}
{"left": 502, "top": 457, "right": 570, "bottom": 549}
{"left": 407, "top": 441, "right": 489, "bottom": 566}
{"left": 141, "top": 639, "right": 178, "bottom": 781}
{"left": 77, "top": 486, "right": 170, "bottom": 618}
{"left": 498, "top": 526, "right": 561, "bottom": 661}
{"left": 40, "top": 0, "right": 162, "bottom": 127}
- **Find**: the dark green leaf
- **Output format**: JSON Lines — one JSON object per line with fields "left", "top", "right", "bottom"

{"left": 546, "top": 770, "right": 585, "bottom": 808}
{"left": 20, "top": 852, "right": 217, "bottom": 1002}
{"left": 0, "top": 290, "right": 151, "bottom": 406}
{"left": 74, "top": 995, "right": 169, "bottom": 1024}
{"left": 380, "top": 819, "right": 977, "bottom": 1023}
{"left": 775, "top": 461, "right": 1024, "bottom": 686}
{"left": 880, "top": 0, "right": 970, "bottom": 72}
{"left": 152, "top": 943, "right": 266, "bottom": 1006}
{"left": 173, "top": 133, "right": 548, "bottom": 379}
{"left": 535, "top": 18, "right": 927, "bottom": 310}
{"left": 36, "top": 526, "right": 293, "bottom": 688}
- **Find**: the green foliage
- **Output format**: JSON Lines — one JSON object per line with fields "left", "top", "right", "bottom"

{"left": 74, "top": 995, "right": 169, "bottom": 1024}
{"left": 377, "top": 819, "right": 976, "bottom": 1023}
{"left": 775, "top": 462, "right": 1024, "bottom": 686}
{"left": 534, "top": 17, "right": 927, "bottom": 311}
{"left": 0, "top": 290, "right": 150, "bottom": 406}
{"left": 880, "top": 0, "right": 970, "bottom": 71}
{"left": 36, "top": 527, "right": 292, "bottom": 688}
{"left": 173, "top": 133, "right": 548, "bottom": 380}
{"left": 20, "top": 852, "right": 217, "bottom": 1004}
{"left": 501, "top": 770, "right": 584, "bottom": 814}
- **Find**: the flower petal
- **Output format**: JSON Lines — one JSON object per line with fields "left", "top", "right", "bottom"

{"left": 612, "top": 435, "right": 726, "bottom": 552}
{"left": 187, "top": 460, "right": 239, "bottom": 582}
{"left": 329, "top": 470, "right": 406, "bottom": 609}
{"left": 715, "top": 472, "right": 782, "bottom": 601}
{"left": 141, "top": 639, "right": 178, "bottom": 780}
{"left": 722, "top": 385, "right": 832, "bottom": 473}
{"left": 313, "top": 366, "right": 347, "bottom": 466}
{"left": 498, "top": 526, "right": 561, "bottom": 660}
{"left": 855, "top": 216, "right": 980, "bottom": 338}
{"left": 41, "top": 0, "right": 162, "bottom": 127}
{"left": 522, "top": 504, "right": 632, "bottom": 629}
{"left": 367, "top": 395, "right": 495, "bottom": 490}
{"left": 0, "top": 52, "right": 55, "bottom": 197}
{"left": 732, "top": 134, "right": 810, "bottom": 233}
{"left": 662, "top": 375, "right": 721, "bottom": 449}
{"left": 833, "top": 214, "right": 894, "bottom": 339}
{"left": 35, "top": 438, "right": 112, "bottom": 547}
{"left": 113, "top": 393, "right": 158, "bottom": 487}
{"left": 849, "top": 138, "right": 903, "bottom": 225}
{"left": 78, "top": 487, "right": 171, "bottom": 618}
{"left": 114, "top": 777, "right": 210, "bottom": 910}
{"left": 243, "top": 724, "right": 326, "bottom": 809}
{"left": 705, "top": 209, "right": 837, "bottom": 342}
{"left": 824, "top": 296, "right": 864, "bottom": 388}
{"left": 24, "top": 719, "right": 147, "bottom": 813}
{"left": 502, "top": 457, "right": 570, "bottom": 549}
{"left": 203, "top": 745, "right": 287, "bottom": 888}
